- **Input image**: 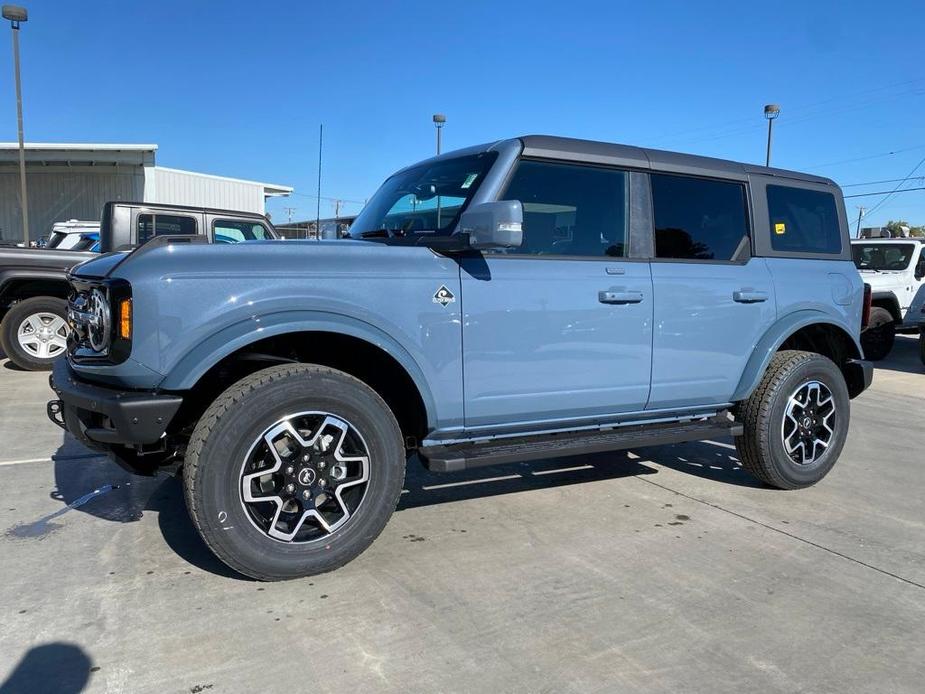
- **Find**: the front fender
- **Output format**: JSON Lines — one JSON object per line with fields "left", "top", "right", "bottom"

{"left": 157, "top": 310, "right": 439, "bottom": 428}
{"left": 731, "top": 310, "right": 863, "bottom": 402}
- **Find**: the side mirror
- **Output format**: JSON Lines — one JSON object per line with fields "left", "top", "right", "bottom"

{"left": 458, "top": 200, "right": 523, "bottom": 250}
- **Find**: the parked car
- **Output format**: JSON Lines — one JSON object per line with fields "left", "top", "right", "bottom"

{"left": 43, "top": 220, "right": 101, "bottom": 252}
{"left": 0, "top": 202, "right": 277, "bottom": 370}
{"left": 49, "top": 135, "right": 872, "bottom": 580}
{"left": 851, "top": 237, "right": 925, "bottom": 360}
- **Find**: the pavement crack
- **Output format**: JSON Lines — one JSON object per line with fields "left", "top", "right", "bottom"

{"left": 634, "top": 475, "right": 925, "bottom": 591}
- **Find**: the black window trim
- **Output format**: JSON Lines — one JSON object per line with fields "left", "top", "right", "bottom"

{"left": 488, "top": 156, "right": 645, "bottom": 262}
{"left": 648, "top": 170, "right": 754, "bottom": 266}
{"left": 137, "top": 211, "right": 199, "bottom": 243}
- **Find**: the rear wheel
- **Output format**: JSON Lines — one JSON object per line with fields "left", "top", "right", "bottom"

{"left": 0, "top": 296, "right": 69, "bottom": 371}
{"left": 735, "top": 350, "right": 849, "bottom": 489}
{"left": 860, "top": 306, "right": 895, "bottom": 361}
{"left": 183, "top": 364, "right": 405, "bottom": 581}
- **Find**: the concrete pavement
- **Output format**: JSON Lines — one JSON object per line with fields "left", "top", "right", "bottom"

{"left": 0, "top": 338, "right": 923, "bottom": 693}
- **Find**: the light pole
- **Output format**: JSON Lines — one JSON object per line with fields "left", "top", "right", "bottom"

{"left": 764, "top": 104, "right": 780, "bottom": 168}
{"left": 3, "top": 5, "right": 28, "bottom": 245}
{"left": 432, "top": 113, "right": 445, "bottom": 155}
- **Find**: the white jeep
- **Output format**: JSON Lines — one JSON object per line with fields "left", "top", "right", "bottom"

{"left": 851, "top": 238, "right": 925, "bottom": 359}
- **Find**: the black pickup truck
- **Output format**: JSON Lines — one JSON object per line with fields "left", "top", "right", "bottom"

{"left": 0, "top": 202, "right": 278, "bottom": 370}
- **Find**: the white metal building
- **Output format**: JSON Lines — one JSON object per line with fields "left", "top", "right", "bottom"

{"left": 0, "top": 143, "right": 292, "bottom": 242}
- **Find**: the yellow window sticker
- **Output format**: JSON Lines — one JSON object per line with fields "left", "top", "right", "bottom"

{"left": 774, "top": 222, "right": 786, "bottom": 235}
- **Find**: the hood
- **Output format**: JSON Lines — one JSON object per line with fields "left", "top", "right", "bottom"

{"left": 858, "top": 268, "right": 906, "bottom": 290}
{"left": 70, "top": 251, "right": 130, "bottom": 279}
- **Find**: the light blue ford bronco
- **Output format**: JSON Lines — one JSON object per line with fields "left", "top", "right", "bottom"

{"left": 49, "top": 136, "right": 873, "bottom": 580}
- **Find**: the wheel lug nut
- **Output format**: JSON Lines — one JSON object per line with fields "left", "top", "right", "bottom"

{"left": 318, "top": 461, "right": 326, "bottom": 470}
{"left": 302, "top": 454, "right": 310, "bottom": 462}
{"left": 286, "top": 483, "right": 295, "bottom": 493}
{"left": 285, "top": 466, "right": 294, "bottom": 475}
{"left": 319, "top": 478, "right": 326, "bottom": 487}
{"left": 302, "top": 490, "right": 311, "bottom": 500}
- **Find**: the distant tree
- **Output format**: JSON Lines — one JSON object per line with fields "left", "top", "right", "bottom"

{"left": 883, "top": 219, "right": 925, "bottom": 237}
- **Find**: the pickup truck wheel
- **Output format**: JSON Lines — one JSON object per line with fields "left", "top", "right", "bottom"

{"left": 860, "top": 307, "right": 895, "bottom": 361}
{"left": 183, "top": 364, "right": 405, "bottom": 581}
{"left": 0, "top": 296, "right": 70, "bottom": 371}
{"left": 735, "top": 350, "right": 849, "bottom": 490}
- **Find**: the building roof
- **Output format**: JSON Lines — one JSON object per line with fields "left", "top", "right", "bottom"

{"left": 155, "top": 166, "right": 293, "bottom": 197}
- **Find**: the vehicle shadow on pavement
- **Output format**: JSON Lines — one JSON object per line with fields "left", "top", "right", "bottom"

{"left": 49, "top": 434, "right": 247, "bottom": 580}
{"left": 871, "top": 335, "right": 922, "bottom": 375}
{"left": 48, "top": 435, "right": 756, "bottom": 579}
{"left": 0, "top": 641, "right": 93, "bottom": 694}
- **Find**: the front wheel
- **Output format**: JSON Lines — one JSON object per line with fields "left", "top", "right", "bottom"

{"left": 0, "top": 296, "right": 70, "bottom": 371}
{"left": 860, "top": 306, "right": 895, "bottom": 361}
{"left": 183, "top": 364, "right": 406, "bottom": 581}
{"left": 735, "top": 350, "right": 850, "bottom": 490}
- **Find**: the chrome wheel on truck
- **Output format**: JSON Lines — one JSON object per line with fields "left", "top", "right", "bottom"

{"left": 183, "top": 364, "right": 405, "bottom": 581}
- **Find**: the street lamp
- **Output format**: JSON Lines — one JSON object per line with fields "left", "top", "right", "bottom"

{"left": 3, "top": 5, "right": 29, "bottom": 245}
{"left": 764, "top": 103, "right": 780, "bottom": 168}
{"left": 432, "top": 113, "right": 446, "bottom": 155}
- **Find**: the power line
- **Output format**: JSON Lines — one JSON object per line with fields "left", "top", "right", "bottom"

{"left": 862, "top": 154, "right": 925, "bottom": 218}
{"left": 844, "top": 186, "right": 925, "bottom": 199}
{"left": 842, "top": 176, "right": 925, "bottom": 188}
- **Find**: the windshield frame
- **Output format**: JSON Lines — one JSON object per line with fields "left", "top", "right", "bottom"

{"left": 852, "top": 242, "right": 918, "bottom": 271}
{"left": 350, "top": 151, "right": 498, "bottom": 238}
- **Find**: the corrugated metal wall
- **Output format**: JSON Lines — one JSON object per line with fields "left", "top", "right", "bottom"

{"left": 0, "top": 167, "right": 143, "bottom": 242}
{"left": 147, "top": 168, "right": 265, "bottom": 214}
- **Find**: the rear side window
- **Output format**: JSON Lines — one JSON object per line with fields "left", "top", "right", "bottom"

{"left": 652, "top": 174, "right": 749, "bottom": 261}
{"left": 500, "top": 160, "right": 628, "bottom": 257}
{"left": 213, "top": 219, "right": 271, "bottom": 244}
{"left": 137, "top": 214, "right": 198, "bottom": 244}
{"left": 767, "top": 185, "right": 841, "bottom": 254}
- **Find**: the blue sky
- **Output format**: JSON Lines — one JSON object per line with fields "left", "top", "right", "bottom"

{"left": 2, "top": 0, "right": 924, "bottom": 229}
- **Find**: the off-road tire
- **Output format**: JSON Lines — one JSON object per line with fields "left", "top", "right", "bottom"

{"left": 860, "top": 306, "right": 895, "bottom": 361}
{"left": 735, "top": 350, "right": 849, "bottom": 490}
{"left": 0, "top": 296, "right": 69, "bottom": 371}
{"left": 183, "top": 363, "right": 405, "bottom": 581}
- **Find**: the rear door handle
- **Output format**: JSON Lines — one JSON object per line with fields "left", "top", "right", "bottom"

{"left": 599, "top": 289, "right": 644, "bottom": 305}
{"left": 733, "top": 289, "right": 769, "bottom": 303}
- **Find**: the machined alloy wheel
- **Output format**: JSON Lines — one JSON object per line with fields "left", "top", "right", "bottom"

{"left": 17, "top": 311, "right": 69, "bottom": 360}
{"left": 240, "top": 412, "right": 370, "bottom": 543}
{"left": 183, "top": 363, "right": 406, "bottom": 580}
{"left": 781, "top": 380, "right": 836, "bottom": 465}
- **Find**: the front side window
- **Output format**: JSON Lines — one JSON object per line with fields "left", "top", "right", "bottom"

{"left": 499, "top": 160, "right": 627, "bottom": 257}
{"left": 138, "top": 214, "right": 197, "bottom": 244}
{"left": 349, "top": 152, "right": 496, "bottom": 237}
{"left": 213, "top": 220, "right": 271, "bottom": 244}
{"left": 652, "top": 174, "right": 749, "bottom": 261}
{"left": 768, "top": 185, "right": 841, "bottom": 254}
{"left": 852, "top": 243, "right": 916, "bottom": 271}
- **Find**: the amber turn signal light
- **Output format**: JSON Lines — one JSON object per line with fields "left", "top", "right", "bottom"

{"left": 118, "top": 298, "right": 132, "bottom": 340}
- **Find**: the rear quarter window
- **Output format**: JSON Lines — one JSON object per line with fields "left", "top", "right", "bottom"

{"left": 767, "top": 185, "right": 841, "bottom": 254}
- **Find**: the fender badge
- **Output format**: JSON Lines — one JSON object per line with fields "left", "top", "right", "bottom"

{"left": 433, "top": 285, "right": 456, "bottom": 307}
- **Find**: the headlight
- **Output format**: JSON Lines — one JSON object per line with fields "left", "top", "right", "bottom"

{"left": 67, "top": 277, "right": 132, "bottom": 364}
{"left": 87, "top": 288, "right": 112, "bottom": 352}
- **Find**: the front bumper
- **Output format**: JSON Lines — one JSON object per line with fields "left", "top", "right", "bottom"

{"left": 48, "top": 358, "right": 183, "bottom": 447}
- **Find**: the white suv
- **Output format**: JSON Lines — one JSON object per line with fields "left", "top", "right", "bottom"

{"left": 851, "top": 238, "right": 925, "bottom": 359}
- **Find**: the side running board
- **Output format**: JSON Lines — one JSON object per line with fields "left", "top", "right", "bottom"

{"left": 419, "top": 415, "right": 742, "bottom": 473}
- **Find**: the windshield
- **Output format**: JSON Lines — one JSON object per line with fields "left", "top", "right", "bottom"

{"left": 350, "top": 152, "right": 497, "bottom": 236}
{"left": 852, "top": 243, "right": 917, "bottom": 271}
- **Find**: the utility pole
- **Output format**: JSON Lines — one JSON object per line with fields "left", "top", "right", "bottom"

{"left": 333, "top": 199, "right": 342, "bottom": 219}
{"left": 316, "top": 123, "right": 323, "bottom": 240}
{"left": 3, "top": 5, "right": 29, "bottom": 245}
{"left": 856, "top": 206, "right": 866, "bottom": 237}
{"left": 283, "top": 207, "right": 296, "bottom": 226}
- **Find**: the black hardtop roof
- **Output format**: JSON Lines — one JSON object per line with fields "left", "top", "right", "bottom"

{"left": 104, "top": 200, "right": 270, "bottom": 220}
{"left": 401, "top": 135, "right": 836, "bottom": 188}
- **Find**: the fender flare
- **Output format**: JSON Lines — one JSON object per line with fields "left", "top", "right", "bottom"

{"left": 731, "top": 310, "right": 863, "bottom": 402}
{"left": 158, "top": 310, "right": 438, "bottom": 428}
{"left": 0, "top": 269, "right": 71, "bottom": 303}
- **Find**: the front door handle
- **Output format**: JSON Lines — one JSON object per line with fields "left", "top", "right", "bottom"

{"left": 599, "top": 289, "right": 644, "bottom": 305}
{"left": 733, "top": 289, "right": 769, "bottom": 303}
